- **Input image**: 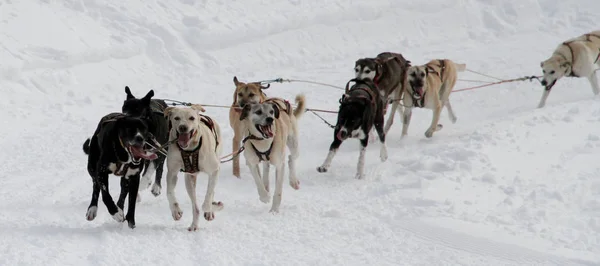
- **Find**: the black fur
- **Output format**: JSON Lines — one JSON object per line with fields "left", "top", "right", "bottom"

{"left": 355, "top": 52, "right": 411, "bottom": 99}
{"left": 83, "top": 113, "right": 156, "bottom": 229}
{"left": 122, "top": 86, "right": 169, "bottom": 196}
{"left": 330, "top": 79, "right": 386, "bottom": 151}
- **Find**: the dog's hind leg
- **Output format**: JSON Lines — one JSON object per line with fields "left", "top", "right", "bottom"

{"left": 151, "top": 157, "right": 166, "bottom": 196}
{"left": 401, "top": 107, "right": 413, "bottom": 138}
{"left": 99, "top": 173, "right": 124, "bottom": 222}
{"left": 374, "top": 118, "right": 388, "bottom": 163}
{"left": 425, "top": 102, "right": 443, "bottom": 138}
{"left": 588, "top": 73, "right": 600, "bottom": 95}
{"left": 184, "top": 174, "right": 201, "bottom": 231}
{"left": 86, "top": 179, "right": 100, "bottom": 221}
{"left": 262, "top": 161, "right": 270, "bottom": 192}
{"left": 355, "top": 138, "right": 368, "bottom": 179}
{"left": 286, "top": 135, "right": 300, "bottom": 190}
{"left": 317, "top": 136, "right": 343, "bottom": 173}
{"left": 117, "top": 177, "right": 129, "bottom": 210}
{"left": 384, "top": 100, "right": 398, "bottom": 135}
{"left": 140, "top": 161, "right": 155, "bottom": 191}
{"left": 445, "top": 100, "right": 458, "bottom": 124}
{"left": 232, "top": 134, "right": 242, "bottom": 178}
{"left": 269, "top": 163, "right": 285, "bottom": 213}
{"left": 202, "top": 167, "right": 221, "bottom": 221}
{"left": 125, "top": 174, "right": 140, "bottom": 229}
{"left": 248, "top": 162, "right": 270, "bottom": 204}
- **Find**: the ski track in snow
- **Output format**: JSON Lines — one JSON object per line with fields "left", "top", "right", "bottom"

{"left": 1, "top": 0, "right": 600, "bottom": 265}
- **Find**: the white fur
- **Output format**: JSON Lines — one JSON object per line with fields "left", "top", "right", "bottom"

{"left": 355, "top": 65, "right": 376, "bottom": 81}
{"left": 139, "top": 161, "right": 155, "bottom": 191}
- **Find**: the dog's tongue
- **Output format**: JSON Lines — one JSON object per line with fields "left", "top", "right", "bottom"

{"left": 178, "top": 132, "right": 191, "bottom": 147}
{"left": 414, "top": 87, "right": 424, "bottom": 97}
{"left": 130, "top": 146, "right": 158, "bottom": 160}
{"left": 261, "top": 125, "right": 274, "bottom": 138}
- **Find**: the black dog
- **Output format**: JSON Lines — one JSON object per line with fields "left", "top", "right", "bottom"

{"left": 83, "top": 113, "right": 158, "bottom": 228}
{"left": 122, "top": 86, "right": 169, "bottom": 196}
{"left": 317, "top": 78, "right": 388, "bottom": 179}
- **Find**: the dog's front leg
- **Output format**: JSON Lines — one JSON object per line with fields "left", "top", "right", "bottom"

{"left": 166, "top": 168, "right": 183, "bottom": 221}
{"left": 86, "top": 178, "right": 101, "bottom": 221}
{"left": 425, "top": 102, "right": 443, "bottom": 138}
{"left": 445, "top": 100, "right": 458, "bottom": 124}
{"left": 269, "top": 163, "right": 285, "bottom": 213}
{"left": 98, "top": 173, "right": 124, "bottom": 222}
{"left": 184, "top": 173, "right": 200, "bottom": 231}
{"left": 202, "top": 167, "right": 223, "bottom": 222}
{"left": 232, "top": 134, "right": 241, "bottom": 178}
{"left": 317, "top": 133, "right": 343, "bottom": 173}
{"left": 125, "top": 174, "right": 140, "bottom": 229}
{"left": 537, "top": 87, "right": 552, "bottom": 108}
{"left": 248, "top": 162, "right": 270, "bottom": 203}
{"left": 384, "top": 100, "right": 399, "bottom": 135}
{"left": 117, "top": 177, "right": 130, "bottom": 210}
{"left": 262, "top": 161, "right": 270, "bottom": 192}
{"left": 401, "top": 107, "right": 413, "bottom": 137}
{"left": 356, "top": 138, "right": 368, "bottom": 179}
{"left": 588, "top": 73, "right": 600, "bottom": 95}
{"left": 151, "top": 156, "right": 166, "bottom": 196}
{"left": 374, "top": 120, "right": 388, "bottom": 162}
{"left": 286, "top": 135, "right": 300, "bottom": 190}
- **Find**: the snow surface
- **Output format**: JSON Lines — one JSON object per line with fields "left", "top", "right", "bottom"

{"left": 1, "top": 0, "right": 599, "bottom": 265}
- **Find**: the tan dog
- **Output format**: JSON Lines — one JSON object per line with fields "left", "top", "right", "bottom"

{"left": 401, "top": 59, "right": 465, "bottom": 138}
{"left": 538, "top": 30, "right": 600, "bottom": 108}
{"left": 238, "top": 95, "right": 305, "bottom": 213}
{"left": 163, "top": 104, "right": 224, "bottom": 231}
{"left": 229, "top": 76, "right": 269, "bottom": 178}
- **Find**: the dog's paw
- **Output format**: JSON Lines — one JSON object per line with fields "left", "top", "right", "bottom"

{"left": 355, "top": 173, "right": 365, "bottom": 180}
{"left": 259, "top": 194, "right": 271, "bottom": 204}
{"left": 188, "top": 224, "right": 200, "bottom": 231}
{"left": 86, "top": 206, "right": 98, "bottom": 221}
{"left": 451, "top": 116, "right": 457, "bottom": 124}
{"left": 127, "top": 219, "right": 136, "bottom": 229}
{"left": 425, "top": 128, "right": 435, "bottom": 138}
{"left": 269, "top": 207, "right": 280, "bottom": 214}
{"left": 151, "top": 183, "right": 161, "bottom": 197}
{"left": 317, "top": 166, "right": 328, "bottom": 173}
{"left": 112, "top": 208, "right": 125, "bottom": 222}
{"left": 380, "top": 147, "right": 388, "bottom": 162}
{"left": 289, "top": 179, "right": 300, "bottom": 190}
{"left": 204, "top": 212, "right": 215, "bottom": 221}
{"left": 170, "top": 203, "right": 183, "bottom": 221}
{"left": 212, "top": 201, "right": 224, "bottom": 211}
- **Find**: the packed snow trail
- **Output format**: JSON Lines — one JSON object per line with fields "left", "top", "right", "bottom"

{"left": 1, "top": 0, "right": 599, "bottom": 265}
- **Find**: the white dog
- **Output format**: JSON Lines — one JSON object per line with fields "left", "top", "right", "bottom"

{"left": 538, "top": 30, "right": 600, "bottom": 108}
{"left": 163, "top": 104, "right": 224, "bottom": 231}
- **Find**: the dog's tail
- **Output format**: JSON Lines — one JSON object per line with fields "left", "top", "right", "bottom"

{"left": 454, "top": 62, "right": 466, "bottom": 72}
{"left": 293, "top": 94, "right": 306, "bottom": 118}
{"left": 82, "top": 138, "right": 91, "bottom": 155}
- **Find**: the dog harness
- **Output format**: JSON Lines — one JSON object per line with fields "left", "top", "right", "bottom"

{"left": 251, "top": 140, "right": 274, "bottom": 162}
{"left": 343, "top": 79, "right": 379, "bottom": 110}
{"left": 558, "top": 34, "right": 600, "bottom": 78}
{"left": 177, "top": 115, "right": 219, "bottom": 174}
{"left": 264, "top": 98, "right": 293, "bottom": 115}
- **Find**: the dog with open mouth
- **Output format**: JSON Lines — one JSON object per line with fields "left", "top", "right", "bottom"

{"left": 163, "top": 104, "right": 224, "bottom": 231}
{"left": 229, "top": 76, "right": 270, "bottom": 178}
{"left": 401, "top": 59, "right": 465, "bottom": 138}
{"left": 121, "top": 86, "right": 169, "bottom": 197}
{"left": 537, "top": 30, "right": 600, "bottom": 108}
{"left": 238, "top": 95, "right": 306, "bottom": 213}
{"left": 82, "top": 113, "right": 159, "bottom": 229}
{"left": 317, "top": 78, "right": 387, "bottom": 179}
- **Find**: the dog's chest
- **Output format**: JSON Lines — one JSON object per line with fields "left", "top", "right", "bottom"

{"left": 108, "top": 163, "right": 141, "bottom": 178}
{"left": 351, "top": 129, "right": 366, "bottom": 139}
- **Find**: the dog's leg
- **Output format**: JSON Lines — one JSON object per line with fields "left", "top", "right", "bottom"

{"left": 125, "top": 174, "right": 140, "bottom": 229}
{"left": 262, "top": 161, "right": 270, "bottom": 192}
{"left": 117, "top": 177, "right": 129, "bottom": 210}
{"left": 356, "top": 138, "right": 368, "bottom": 179}
{"left": 140, "top": 161, "right": 155, "bottom": 191}
{"left": 384, "top": 100, "right": 399, "bottom": 135}
{"left": 401, "top": 107, "right": 413, "bottom": 138}
{"left": 98, "top": 173, "right": 124, "bottom": 222}
{"left": 248, "top": 162, "right": 270, "bottom": 203}
{"left": 202, "top": 168, "right": 223, "bottom": 222}
{"left": 232, "top": 134, "right": 241, "bottom": 178}
{"left": 286, "top": 135, "right": 300, "bottom": 190}
{"left": 184, "top": 174, "right": 200, "bottom": 231}
{"left": 375, "top": 118, "right": 388, "bottom": 163}
{"left": 537, "top": 87, "right": 552, "bottom": 108}
{"left": 166, "top": 169, "right": 183, "bottom": 221}
{"left": 588, "top": 73, "right": 600, "bottom": 95}
{"left": 151, "top": 157, "right": 165, "bottom": 196}
{"left": 445, "top": 100, "right": 458, "bottom": 124}
{"left": 86, "top": 179, "right": 101, "bottom": 221}
{"left": 425, "top": 101, "right": 443, "bottom": 138}
{"left": 269, "top": 163, "right": 285, "bottom": 213}
{"left": 316, "top": 137, "right": 342, "bottom": 173}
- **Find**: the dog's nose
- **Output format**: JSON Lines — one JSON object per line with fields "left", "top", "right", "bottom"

{"left": 266, "top": 117, "right": 274, "bottom": 124}
{"left": 134, "top": 135, "right": 144, "bottom": 143}
{"left": 541, "top": 80, "right": 547, "bottom": 86}
{"left": 178, "top": 125, "right": 188, "bottom": 132}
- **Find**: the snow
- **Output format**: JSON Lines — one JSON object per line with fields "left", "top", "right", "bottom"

{"left": 1, "top": 0, "right": 599, "bottom": 265}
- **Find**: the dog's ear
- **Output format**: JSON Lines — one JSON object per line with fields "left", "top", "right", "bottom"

{"left": 239, "top": 104, "right": 252, "bottom": 121}
{"left": 164, "top": 107, "right": 175, "bottom": 118}
{"left": 142, "top": 90, "right": 154, "bottom": 103}
{"left": 233, "top": 76, "right": 240, "bottom": 86}
{"left": 125, "top": 86, "right": 135, "bottom": 99}
{"left": 191, "top": 104, "right": 206, "bottom": 112}
{"left": 270, "top": 103, "right": 280, "bottom": 119}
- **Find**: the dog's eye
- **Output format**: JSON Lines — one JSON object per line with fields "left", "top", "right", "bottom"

{"left": 249, "top": 93, "right": 256, "bottom": 97}
{"left": 270, "top": 110, "right": 274, "bottom": 114}
{"left": 411, "top": 72, "right": 416, "bottom": 77}
{"left": 550, "top": 70, "right": 555, "bottom": 75}
{"left": 354, "top": 69, "right": 359, "bottom": 72}
{"left": 174, "top": 117, "right": 180, "bottom": 121}
{"left": 542, "top": 70, "right": 546, "bottom": 74}
{"left": 256, "top": 110, "right": 262, "bottom": 115}
{"left": 237, "top": 93, "right": 243, "bottom": 96}
{"left": 421, "top": 73, "right": 425, "bottom": 78}
{"left": 365, "top": 70, "right": 371, "bottom": 74}
{"left": 189, "top": 116, "right": 195, "bottom": 121}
